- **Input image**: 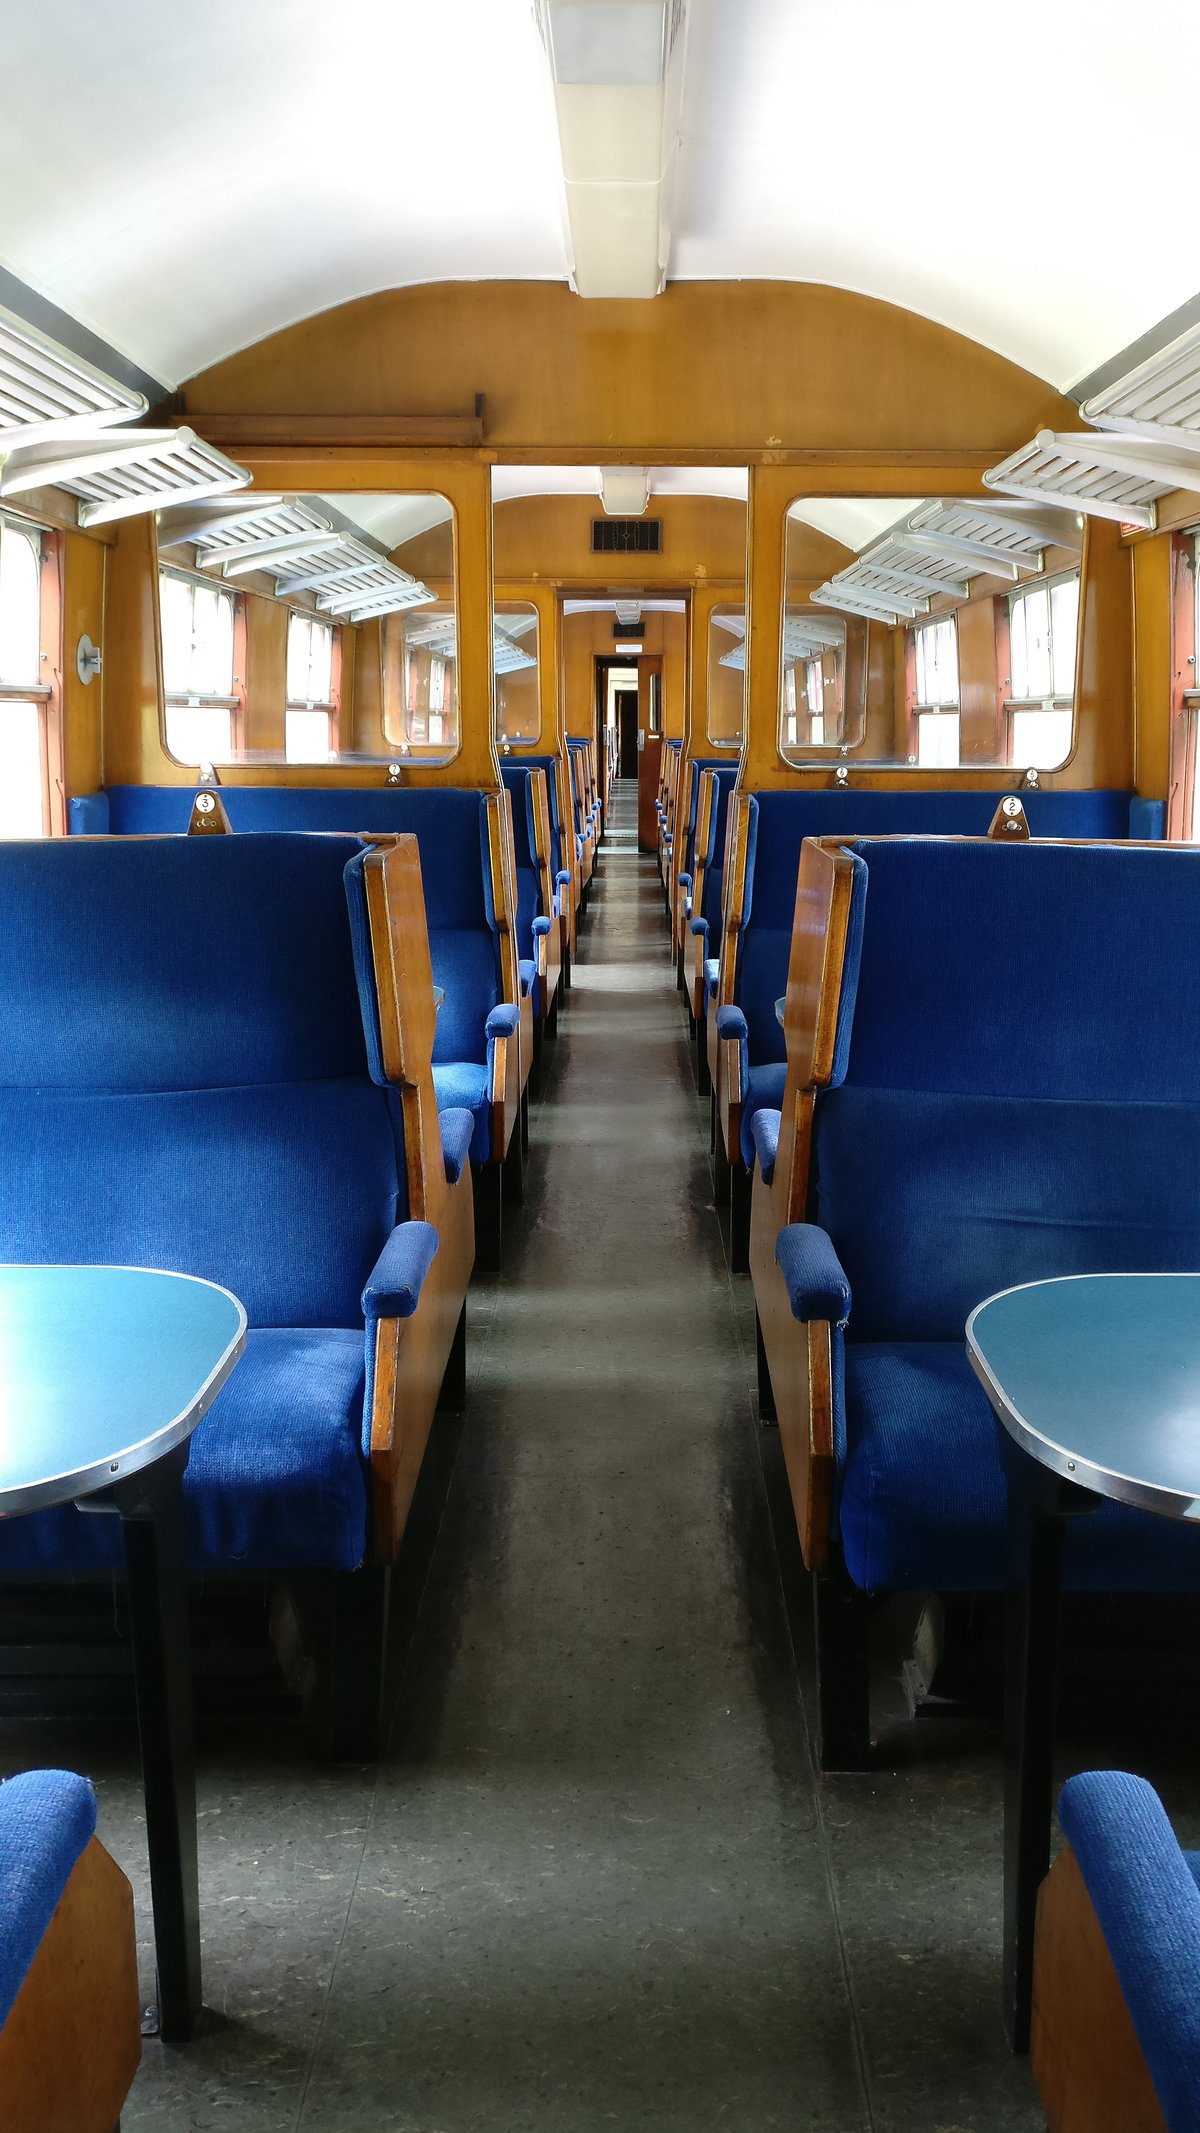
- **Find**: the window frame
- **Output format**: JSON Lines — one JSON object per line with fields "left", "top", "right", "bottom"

{"left": 284, "top": 609, "right": 341, "bottom": 763}
{"left": 158, "top": 564, "right": 246, "bottom": 766}
{"left": 0, "top": 512, "right": 64, "bottom": 837}
{"left": 1003, "top": 567, "right": 1081, "bottom": 765}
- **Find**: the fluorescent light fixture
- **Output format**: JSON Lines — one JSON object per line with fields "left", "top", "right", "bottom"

{"left": 534, "top": 0, "right": 688, "bottom": 299}
{"left": 601, "top": 468, "right": 650, "bottom": 515}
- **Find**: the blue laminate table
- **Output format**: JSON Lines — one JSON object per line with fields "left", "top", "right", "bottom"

{"left": 966, "top": 1273, "right": 1200, "bottom": 2052}
{"left": 0, "top": 1265, "right": 245, "bottom": 2041}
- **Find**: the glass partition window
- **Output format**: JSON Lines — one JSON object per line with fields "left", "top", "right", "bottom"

{"left": 494, "top": 603, "right": 540, "bottom": 747}
{"left": 780, "top": 510, "right": 863, "bottom": 760}
{"left": 0, "top": 518, "right": 47, "bottom": 837}
{"left": 785, "top": 496, "right": 1083, "bottom": 772}
{"left": 707, "top": 608, "right": 745, "bottom": 747}
{"left": 156, "top": 490, "right": 456, "bottom": 766}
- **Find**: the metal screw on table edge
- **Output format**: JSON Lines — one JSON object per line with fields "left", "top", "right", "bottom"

{"left": 1067, "top": 1460, "right": 1075, "bottom": 1471}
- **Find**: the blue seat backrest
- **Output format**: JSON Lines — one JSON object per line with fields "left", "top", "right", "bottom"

{"left": 736, "top": 787, "right": 1152, "bottom": 1070}
{"left": 698, "top": 769, "right": 740, "bottom": 938}
{"left": 500, "top": 765, "right": 543, "bottom": 958}
{"left": 90, "top": 785, "right": 500, "bottom": 1066}
{"left": 813, "top": 839, "right": 1200, "bottom": 1344}
{"left": 0, "top": 835, "right": 403, "bottom": 1329}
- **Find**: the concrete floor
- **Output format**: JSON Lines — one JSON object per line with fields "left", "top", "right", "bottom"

{"left": 0, "top": 781, "right": 1082, "bottom": 2128}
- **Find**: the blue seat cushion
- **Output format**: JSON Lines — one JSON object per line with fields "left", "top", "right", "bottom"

{"left": 840, "top": 1342, "right": 1200, "bottom": 1593}
{"left": 0, "top": 1770, "right": 97, "bottom": 2027}
{"left": 432, "top": 1062, "right": 491, "bottom": 1162}
{"left": 740, "top": 1062, "right": 787, "bottom": 1169}
{"left": 0, "top": 1329, "right": 369, "bottom": 1574}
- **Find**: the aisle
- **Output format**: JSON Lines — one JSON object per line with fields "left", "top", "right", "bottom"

{"left": 295, "top": 777, "right": 868, "bottom": 2128}
{"left": 103, "top": 778, "right": 1044, "bottom": 2132}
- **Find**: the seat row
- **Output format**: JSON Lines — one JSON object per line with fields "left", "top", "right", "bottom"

{"left": 673, "top": 778, "right": 1165, "bottom": 1269}
{"left": 709, "top": 824, "right": 1200, "bottom": 2130}
{"left": 0, "top": 749, "right": 599, "bottom": 2120}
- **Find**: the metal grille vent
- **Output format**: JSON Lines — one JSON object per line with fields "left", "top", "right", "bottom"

{"left": 591, "top": 517, "right": 662, "bottom": 554}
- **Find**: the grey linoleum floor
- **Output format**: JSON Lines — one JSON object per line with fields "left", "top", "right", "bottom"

{"left": 16, "top": 780, "right": 1200, "bottom": 2128}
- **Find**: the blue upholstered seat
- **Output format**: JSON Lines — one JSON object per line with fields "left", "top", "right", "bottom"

{"left": 500, "top": 762, "right": 557, "bottom": 1020}
{"left": 1054, "top": 1772, "right": 1200, "bottom": 2133}
{"left": 782, "top": 836, "right": 1200, "bottom": 1599}
{"left": 0, "top": 1770, "right": 97, "bottom": 2030}
{"left": 0, "top": 834, "right": 436, "bottom": 1575}
{"left": 71, "top": 784, "right": 512, "bottom": 1163}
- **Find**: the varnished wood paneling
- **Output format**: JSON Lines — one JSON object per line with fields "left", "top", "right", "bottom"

{"left": 61, "top": 530, "right": 105, "bottom": 800}
{"left": 1032, "top": 1844, "right": 1167, "bottom": 2133}
{"left": 0, "top": 1835, "right": 140, "bottom": 2133}
{"left": 1132, "top": 534, "right": 1173, "bottom": 804}
{"left": 182, "top": 282, "right": 1073, "bottom": 457}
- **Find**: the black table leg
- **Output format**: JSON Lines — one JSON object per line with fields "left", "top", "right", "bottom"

{"left": 113, "top": 1445, "right": 201, "bottom": 2043}
{"left": 1002, "top": 1461, "right": 1099, "bottom": 2053}
{"left": 1003, "top": 1489, "right": 1064, "bottom": 2051}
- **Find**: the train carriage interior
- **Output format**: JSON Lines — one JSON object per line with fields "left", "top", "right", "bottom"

{"left": 5, "top": 2, "right": 1200, "bottom": 2127}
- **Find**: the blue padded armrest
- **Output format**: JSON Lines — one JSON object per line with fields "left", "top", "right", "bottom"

{"left": 532, "top": 916, "right": 552, "bottom": 937}
{"left": 556, "top": 868, "right": 572, "bottom": 888}
{"left": 678, "top": 870, "right": 692, "bottom": 890}
{"left": 775, "top": 1224, "right": 852, "bottom": 1326}
{"left": 486, "top": 1003, "right": 520, "bottom": 1039}
{"left": 362, "top": 1221, "right": 440, "bottom": 1320}
{"left": 0, "top": 1769, "right": 97, "bottom": 2028}
{"left": 751, "top": 1108, "right": 780, "bottom": 1185}
{"left": 690, "top": 917, "right": 708, "bottom": 938}
{"left": 715, "top": 1005, "right": 748, "bottom": 1041}
{"left": 1059, "top": 1771, "right": 1200, "bottom": 2132}
{"left": 439, "top": 1107, "right": 475, "bottom": 1185}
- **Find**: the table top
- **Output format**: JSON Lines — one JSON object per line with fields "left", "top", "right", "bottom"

{"left": 967, "top": 1274, "right": 1200, "bottom": 1521}
{"left": 0, "top": 1266, "right": 246, "bottom": 1516}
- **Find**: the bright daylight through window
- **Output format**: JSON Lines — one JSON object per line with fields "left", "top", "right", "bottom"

{"left": 0, "top": 519, "right": 46, "bottom": 837}
{"left": 161, "top": 571, "right": 238, "bottom": 765}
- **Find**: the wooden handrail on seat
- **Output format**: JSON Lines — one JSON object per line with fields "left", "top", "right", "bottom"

{"left": 357, "top": 832, "right": 475, "bottom": 1559}
{"left": 748, "top": 836, "right": 864, "bottom": 1568}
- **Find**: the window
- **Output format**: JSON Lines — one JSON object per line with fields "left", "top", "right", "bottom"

{"left": 160, "top": 571, "right": 238, "bottom": 764}
{"left": 913, "top": 616, "right": 959, "bottom": 708}
{"left": 805, "top": 658, "right": 825, "bottom": 745}
{"left": 917, "top": 710, "right": 961, "bottom": 769}
{"left": 1007, "top": 571, "right": 1079, "bottom": 769}
{"left": 0, "top": 519, "right": 50, "bottom": 837}
{"left": 285, "top": 613, "right": 336, "bottom": 763}
{"left": 287, "top": 613, "right": 334, "bottom": 706}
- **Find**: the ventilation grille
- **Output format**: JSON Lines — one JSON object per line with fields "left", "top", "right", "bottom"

{"left": 591, "top": 517, "right": 662, "bottom": 554}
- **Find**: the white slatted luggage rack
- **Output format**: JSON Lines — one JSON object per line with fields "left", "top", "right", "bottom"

{"left": 0, "top": 304, "right": 146, "bottom": 449}
{"left": 1081, "top": 319, "right": 1200, "bottom": 446}
{"left": 982, "top": 432, "right": 1175, "bottom": 529}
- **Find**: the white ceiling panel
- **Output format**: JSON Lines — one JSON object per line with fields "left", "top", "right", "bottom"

{"left": 0, "top": 0, "right": 1198, "bottom": 391}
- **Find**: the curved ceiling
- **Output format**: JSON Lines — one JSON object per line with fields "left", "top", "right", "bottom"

{"left": 0, "top": 0, "right": 1197, "bottom": 391}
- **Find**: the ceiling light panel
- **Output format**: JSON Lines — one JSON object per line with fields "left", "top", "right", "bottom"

{"left": 535, "top": 0, "right": 688, "bottom": 299}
